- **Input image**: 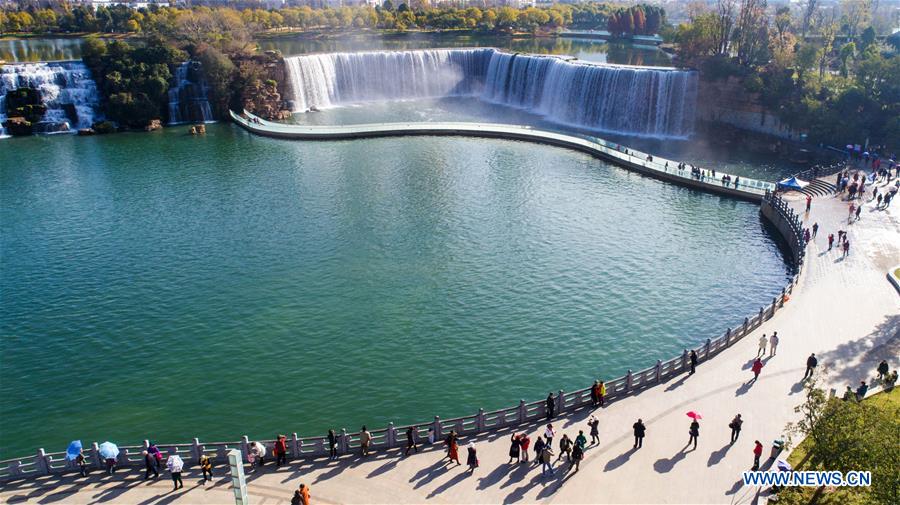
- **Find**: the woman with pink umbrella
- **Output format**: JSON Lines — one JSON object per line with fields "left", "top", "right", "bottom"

{"left": 686, "top": 412, "right": 701, "bottom": 450}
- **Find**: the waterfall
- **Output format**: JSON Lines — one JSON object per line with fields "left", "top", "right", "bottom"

{"left": 168, "top": 61, "right": 213, "bottom": 125}
{"left": 283, "top": 48, "right": 698, "bottom": 138}
{"left": 0, "top": 61, "right": 101, "bottom": 137}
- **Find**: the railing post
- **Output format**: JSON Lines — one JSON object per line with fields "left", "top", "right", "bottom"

{"left": 91, "top": 442, "right": 102, "bottom": 469}
{"left": 743, "top": 317, "right": 749, "bottom": 335}
{"left": 387, "top": 422, "right": 396, "bottom": 449}
{"left": 36, "top": 448, "right": 49, "bottom": 475}
{"left": 681, "top": 349, "right": 689, "bottom": 370}
{"left": 557, "top": 389, "right": 565, "bottom": 414}
{"left": 758, "top": 307, "right": 764, "bottom": 324}
{"left": 655, "top": 359, "right": 662, "bottom": 382}
{"left": 340, "top": 429, "right": 349, "bottom": 454}
{"left": 725, "top": 328, "right": 732, "bottom": 346}
{"left": 625, "top": 370, "right": 633, "bottom": 392}
{"left": 704, "top": 338, "right": 711, "bottom": 357}
{"left": 771, "top": 297, "right": 778, "bottom": 316}
{"left": 476, "top": 408, "right": 485, "bottom": 433}
{"left": 518, "top": 400, "right": 526, "bottom": 423}
{"left": 191, "top": 438, "right": 202, "bottom": 463}
{"left": 780, "top": 288, "right": 786, "bottom": 307}
{"left": 290, "top": 433, "right": 301, "bottom": 459}
{"left": 432, "top": 416, "right": 442, "bottom": 439}
{"left": 241, "top": 436, "right": 249, "bottom": 462}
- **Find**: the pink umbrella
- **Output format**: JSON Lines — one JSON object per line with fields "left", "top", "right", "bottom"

{"left": 686, "top": 411, "right": 702, "bottom": 420}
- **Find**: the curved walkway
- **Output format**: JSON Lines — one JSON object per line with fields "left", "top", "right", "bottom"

{"left": 230, "top": 111, "right": 776, "bottom": 202}
{"left": 1, "top": 179, "right": 897, "bottom": 505}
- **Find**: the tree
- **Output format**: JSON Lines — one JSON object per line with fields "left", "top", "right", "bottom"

{"left": 800, "top": 0, "right": 818, "bottom": 38}
{"left": 841, "top": 0, "right": 872, "bottom": 38}
{"left": 715, "top": 0, "right": 737, "bottom": 56}
{"left": 734, "top": 0, "right": 769, "bottom": 67}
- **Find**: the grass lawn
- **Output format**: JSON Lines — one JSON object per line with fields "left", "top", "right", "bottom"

{"left": 774, "top": 387, "right": 898, "bottom": 504}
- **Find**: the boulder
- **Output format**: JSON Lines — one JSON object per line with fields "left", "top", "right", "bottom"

{"left": 144, "top": 119, "right": 163, "bottom": 131}
{"left": 3, "top": 117, "right": 34, "bottom": 136}
{"left": 91, "top": 121, "right": 117, "bottom": 134}
{"left": 77, "top": 128, "right": 96, "bottom": 136}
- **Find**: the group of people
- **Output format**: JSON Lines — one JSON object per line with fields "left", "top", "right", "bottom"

{"left": 841, "top": 359, "right": 898, "bottom": 402}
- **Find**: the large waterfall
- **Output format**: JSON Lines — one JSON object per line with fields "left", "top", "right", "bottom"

{"left": 168, "top": 61, "right": 213, "bottom": 125}
{"left": 283, "top": 48, "right": 698, "bottom": 138}
{"left": 0, "top": 61, "right": 101, "bottom": 137}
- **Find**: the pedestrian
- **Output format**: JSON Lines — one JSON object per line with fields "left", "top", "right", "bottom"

{"left": 167, "top": 455, "right": 184, "bottom": 490}
{"left": 842, "top": 385, "right": 855, "bottom": 401}
{"left": 877, "top": 360, "right": 889, "bottom": 381}
{"left": 806, "top": 195, "right": 812, "bottom": 212}
{"left": 327, "top": 429, "right": 337, "bottom": 460}
{"left": 590, "top": 380, "right": 600, "bottom": 407}
{"left": 598, "top": 380, "right": 606, "bottom": 406}
{"left": 556, "top": 434, "right": 572, "bottom": 463}
{"left": 274, "top": 434, "right": 288, "bottom": 467}
{"left": 427, "top": 427, "right": 435, "bottom": 445}
{"left": 445, "top": 430, "right": 460, "bottom": 465}
{"left": 688, "top": 420, "right": 700, "bottom": 450}
{"left": 546, "top": 392, "right": 555, "bottom": 419}
{"left": 540, "top": 443, "right": 555, "bottom": 476}
{"left": 751, "top": 357, "right": 763, "bottom": 381}
{"left": 843, "top": 239, "right": 851, "bottom": 257}
{"left": 105, "top": 457, "right": 117, "bottom": 475}
{"left": 291, "top": 489, "right": 303, "bottom": 505}
{"left": 143, "top": 450, "right": 159, "bottom": 480}
{"left": 75, "top": 449, "right": 87, "bottom": 477}
{"left": 533, "top": 435, "right": 545, "bottom": 465}
{"left": 855, "top": 204, "right": 862, "bottom": 220}
{"left": 508, "top": 434, "right": 521, "bottom": 464}
{"left": 828, "top": 233, "right": 834, "bottom": 250}
{"left": 757, "top": 334, "right": 768, "bottom": 357}
{"left": 466, "top": 442, "right": 478, "bottom": 472}
{"left": 752, "top": 441, "right": 763, "bottom": 470}
{"left": 769, "top": 332, "right": 779, "bottom": 356}
{"left": 812, "top": 222, "right": 818, "bottom": 238}
{"left": 359, "top": 426, "right": 372, "bottom": 457}
{"left": 848, "top": 203, "right": 856, "bottom": 222}
{"left": 729, "top": 414, "right": 743, "bottom": 444}
{"left": 855, "top": 381, "right": 868, "bottom": 401}
{"left": 405, "top": 426, "right": 418, "bottom": 456}
{"left": 520, "top": 433, "right": 531, "bottom": 462}
{"left": 588, "top": 415, "right": 600, "bottom": 445}
{"left": 803, "top": 353, "right": 818, "bottom": 380}
{"left": 689, "top": 350, "right": 698, "bottom": 374}
{"left": 877, "top": 193, "right": 884, "bottom": 207}
{"left": 200, "top": 454, "right": 213, "bottom": 483}
{"left": 544, "top": 423, "right": 555, "bottom": 445}
{"left": 570, "top": 440, "right": 584, "bottom": 472}
{"left": 633, "top": 419, "right": 646, "bottom": 448}
{"left": 299, "top": 484, "right": 311, "bottom": 505}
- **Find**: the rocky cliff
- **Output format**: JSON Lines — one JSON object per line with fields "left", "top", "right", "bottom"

{"left": 696, "top": 76, "right": 802, "bottom": 141}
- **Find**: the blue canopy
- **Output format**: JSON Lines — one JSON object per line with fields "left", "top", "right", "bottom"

{"left": 777, "top": 177, "right": 809, "bottom": 191}
{"left": 66, "top": 440, "right": 82, "bottom": 461}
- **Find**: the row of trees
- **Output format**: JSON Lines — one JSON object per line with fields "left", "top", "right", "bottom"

{"left": 672, "top": 0, "right": 898, "bottom": 151}
{"left": 0, "top": 3, "right": 662, "bottom": 36}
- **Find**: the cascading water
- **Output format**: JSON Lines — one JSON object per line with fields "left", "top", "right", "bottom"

{"left": 0, "top": 61, "right": 101, "bottom": 137}
{"left": 167, "top": 61, "right": 213, "bottom": 125}
{"left": 284, "top": 48, "right": 698, "bottom": 138}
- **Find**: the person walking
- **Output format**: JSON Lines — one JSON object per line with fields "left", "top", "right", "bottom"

{"left": 105, "top": 457, "right": 117, "bottom": 475}
{"left": 806, "top": 195, "right": 812, "bottom": 212}
{"left": 855, "top": 381, "right": 869, "bottom": 401}
{"left": 274, "top": 434, "right": 288, "bottom": 467}
{"left": 533, "top": 436, "right": 545, "bottom": 466}
{"left": 543, "top": 423, "right": 555, "bottom": 446}
{"left": 508, "top": 434, "right": 521, "bottom": 464}
{"left": 855, "top": 204, "right": 862, "bottom": 220}
{"left": 688, "top": 420, "right": 700, "bottom": 450}
{"left": 167, "top": 455, "right": 184, "bottom": 490}
{"left": 327, "top": 429, "right": 338, "bottom": 460}
{"left": 769, "top": 332, "right": 779, "bottom": 357}
{"left": 803, "top": 353, "right": 818, "bottom": 380}
{"left": 200, "top": 454, "right": 213, "bottom": 483}
{"left": 466, "top": 442, "right": 479, "bottom": 472}
{"left": 570, "top": 440, "right": 584, "bottom": 472}
{"left": 575, "top": 430, "right": 587, "bottom": 452}
{"left": 556, "top": 434, "right": 572, "bottom": 463}
{"left": 359, "top": 426, "right": 372, "bottom": 457}
{"left": 828, "top": 233, "right": 834, "bottom": 250}
{"left": 75, "top": 449, "right": 88, "bottom": 477}
{"left": 546, "top": 393, "right": 556, "bottom": 419}
{"left": 757, "top": 334, "right": 768, "bottom": 358}
{"left": 812, "top": 222, "right": 818, "bottom": 238}
{"left": 729, "top": 414, "right": 743, "bottom": 444}
{"left": 598, "top": 380, "right": 606, "bottom": 406}
{"left": 633, "top": 419, "right": 646, "bottom": 448}
{"left": 877, "top": 360, "right": 890, "bottom": 381}
{"left": 298, "top": 484, "right": 311, "bottom": 505}
{"left": 590, "top": 380, "right": 600, "bottom": 407}
{"left": 291, "top": 489, "right": 303, "bottom": 505}
{"left": 689, "top": 350, "right": 698, "bottom": 375}
{"left": 540, "top": 444, "right": 555, "bottom": 476}
{"left": 588, "top": 416, "right": 600, "bottom": 445}
{"left": 405, "top": 426, "right": 418, "bottom": 456}
{"left": 445, "top": 431, "right": 461, "bottom": 466}
{"left": 143, "top": 450, "right": 159, "bottom": 480}
{"left": 751, "top": 358, "right": 764, "bottom": 381}
{"left": 752, "top": 441, "right": 763, "bottom": 470}
{"left": 520, "top": 433, "right": 531, "bottom": 462}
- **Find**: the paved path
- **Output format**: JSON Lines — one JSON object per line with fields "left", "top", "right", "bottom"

{"left": 2, "top": 183, "right": 898, "bottom": 505}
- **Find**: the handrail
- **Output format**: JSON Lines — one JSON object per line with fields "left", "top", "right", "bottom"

{"left": 0, "top": 116, "right": 803, "bottom": 483}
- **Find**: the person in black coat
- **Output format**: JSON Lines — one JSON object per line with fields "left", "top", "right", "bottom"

{"left": 689, "top": 350, "right": 698, "bottom": 375}
{"left": 405, "top": 426, "right": 418, "bottom": 456}
{"left": 632, "top": 419, "right": 646, "bottom": 448}
{"left": 546, "top": 393, "right": 555, "bottom": 419}
{"left": 803, "top": 353, "right": 818, "bottom": 379}
{"left": 143, "top": 450, "right": 159, "bottom": 480}
{"left": 688, "top": 420, "right": 700, "bottom": 450}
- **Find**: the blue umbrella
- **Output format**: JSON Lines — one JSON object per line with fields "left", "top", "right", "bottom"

{"left": 98, "top": 441, "right": 119, "bottom": 459}
{"left": 777, "top": 177, "right": 809, "bottom": 191}
{"left": 66, "top": 440, "right": 83, "bottom": 461}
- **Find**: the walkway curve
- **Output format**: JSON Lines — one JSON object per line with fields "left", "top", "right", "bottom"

{"left": 230, "top": 110, "right": 776, "bottom": 202}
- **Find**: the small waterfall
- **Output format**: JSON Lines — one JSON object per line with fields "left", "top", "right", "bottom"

{"left": 283, "top": 48, "right": 698, "bottom": 138}
{"left": 0, "top": 61, "right": 101, "bottom": 137}
{"left": 168, "top": 61, "right": 213, "bottom": 125}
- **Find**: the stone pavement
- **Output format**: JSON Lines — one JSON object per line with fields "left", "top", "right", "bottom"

{"left": 1, "top": 182, "right": 898, "bottom": 505}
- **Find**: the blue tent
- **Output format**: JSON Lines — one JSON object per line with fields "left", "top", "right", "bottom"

{"left": 777, "top": 177, "right": 809, "bottom": 191}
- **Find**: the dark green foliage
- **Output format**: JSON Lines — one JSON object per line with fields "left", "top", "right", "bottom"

{"left": 91, "top": 120, "right": 117, "bottom": 134}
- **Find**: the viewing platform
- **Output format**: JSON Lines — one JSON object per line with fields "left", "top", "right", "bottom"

{"left": 230, "top": 111, "right": 777, "bottom": 202}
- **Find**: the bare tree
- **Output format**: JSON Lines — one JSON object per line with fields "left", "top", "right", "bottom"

{"left": 841, "top": 0, "right": 873, "bottom": 38}
{"left": 816, "top": 8, "right": 838, "bottom": 79}
{"left": 715, "top": 0, "right": 737, "bottom": 55}
{"left": 801, "top": 0, "right": 819, "bottom": 38}
{"left": 735, "top": 0, "right": 769, "bottom": 67}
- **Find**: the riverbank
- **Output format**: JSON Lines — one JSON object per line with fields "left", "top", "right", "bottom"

{"left": 1, "top": 181, "right": 896, "bottom": 504}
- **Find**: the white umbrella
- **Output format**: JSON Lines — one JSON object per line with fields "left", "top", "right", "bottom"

{"left": 166, "top": 455, "right": 184, "bottom": 473}
{"left": 776, "top": 459, "right": 792, "bottom": 472}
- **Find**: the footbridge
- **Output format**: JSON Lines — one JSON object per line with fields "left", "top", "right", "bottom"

{"left": 230, "top": 110, "right": 777, "bottom": 202}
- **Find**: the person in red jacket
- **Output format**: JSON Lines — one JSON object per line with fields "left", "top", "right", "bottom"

{"left": 751, "top": 358, "right": 764, "bottom": 382}
{"left": 274, "top": 435, "right": 288, "bottom": 467}
{"left": 752, "top": 440, "right": 764, "bottom": 470}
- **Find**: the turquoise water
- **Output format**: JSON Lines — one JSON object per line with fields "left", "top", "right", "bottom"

{"left": 0, "top": 124, "right": 790, "bottom": 457}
